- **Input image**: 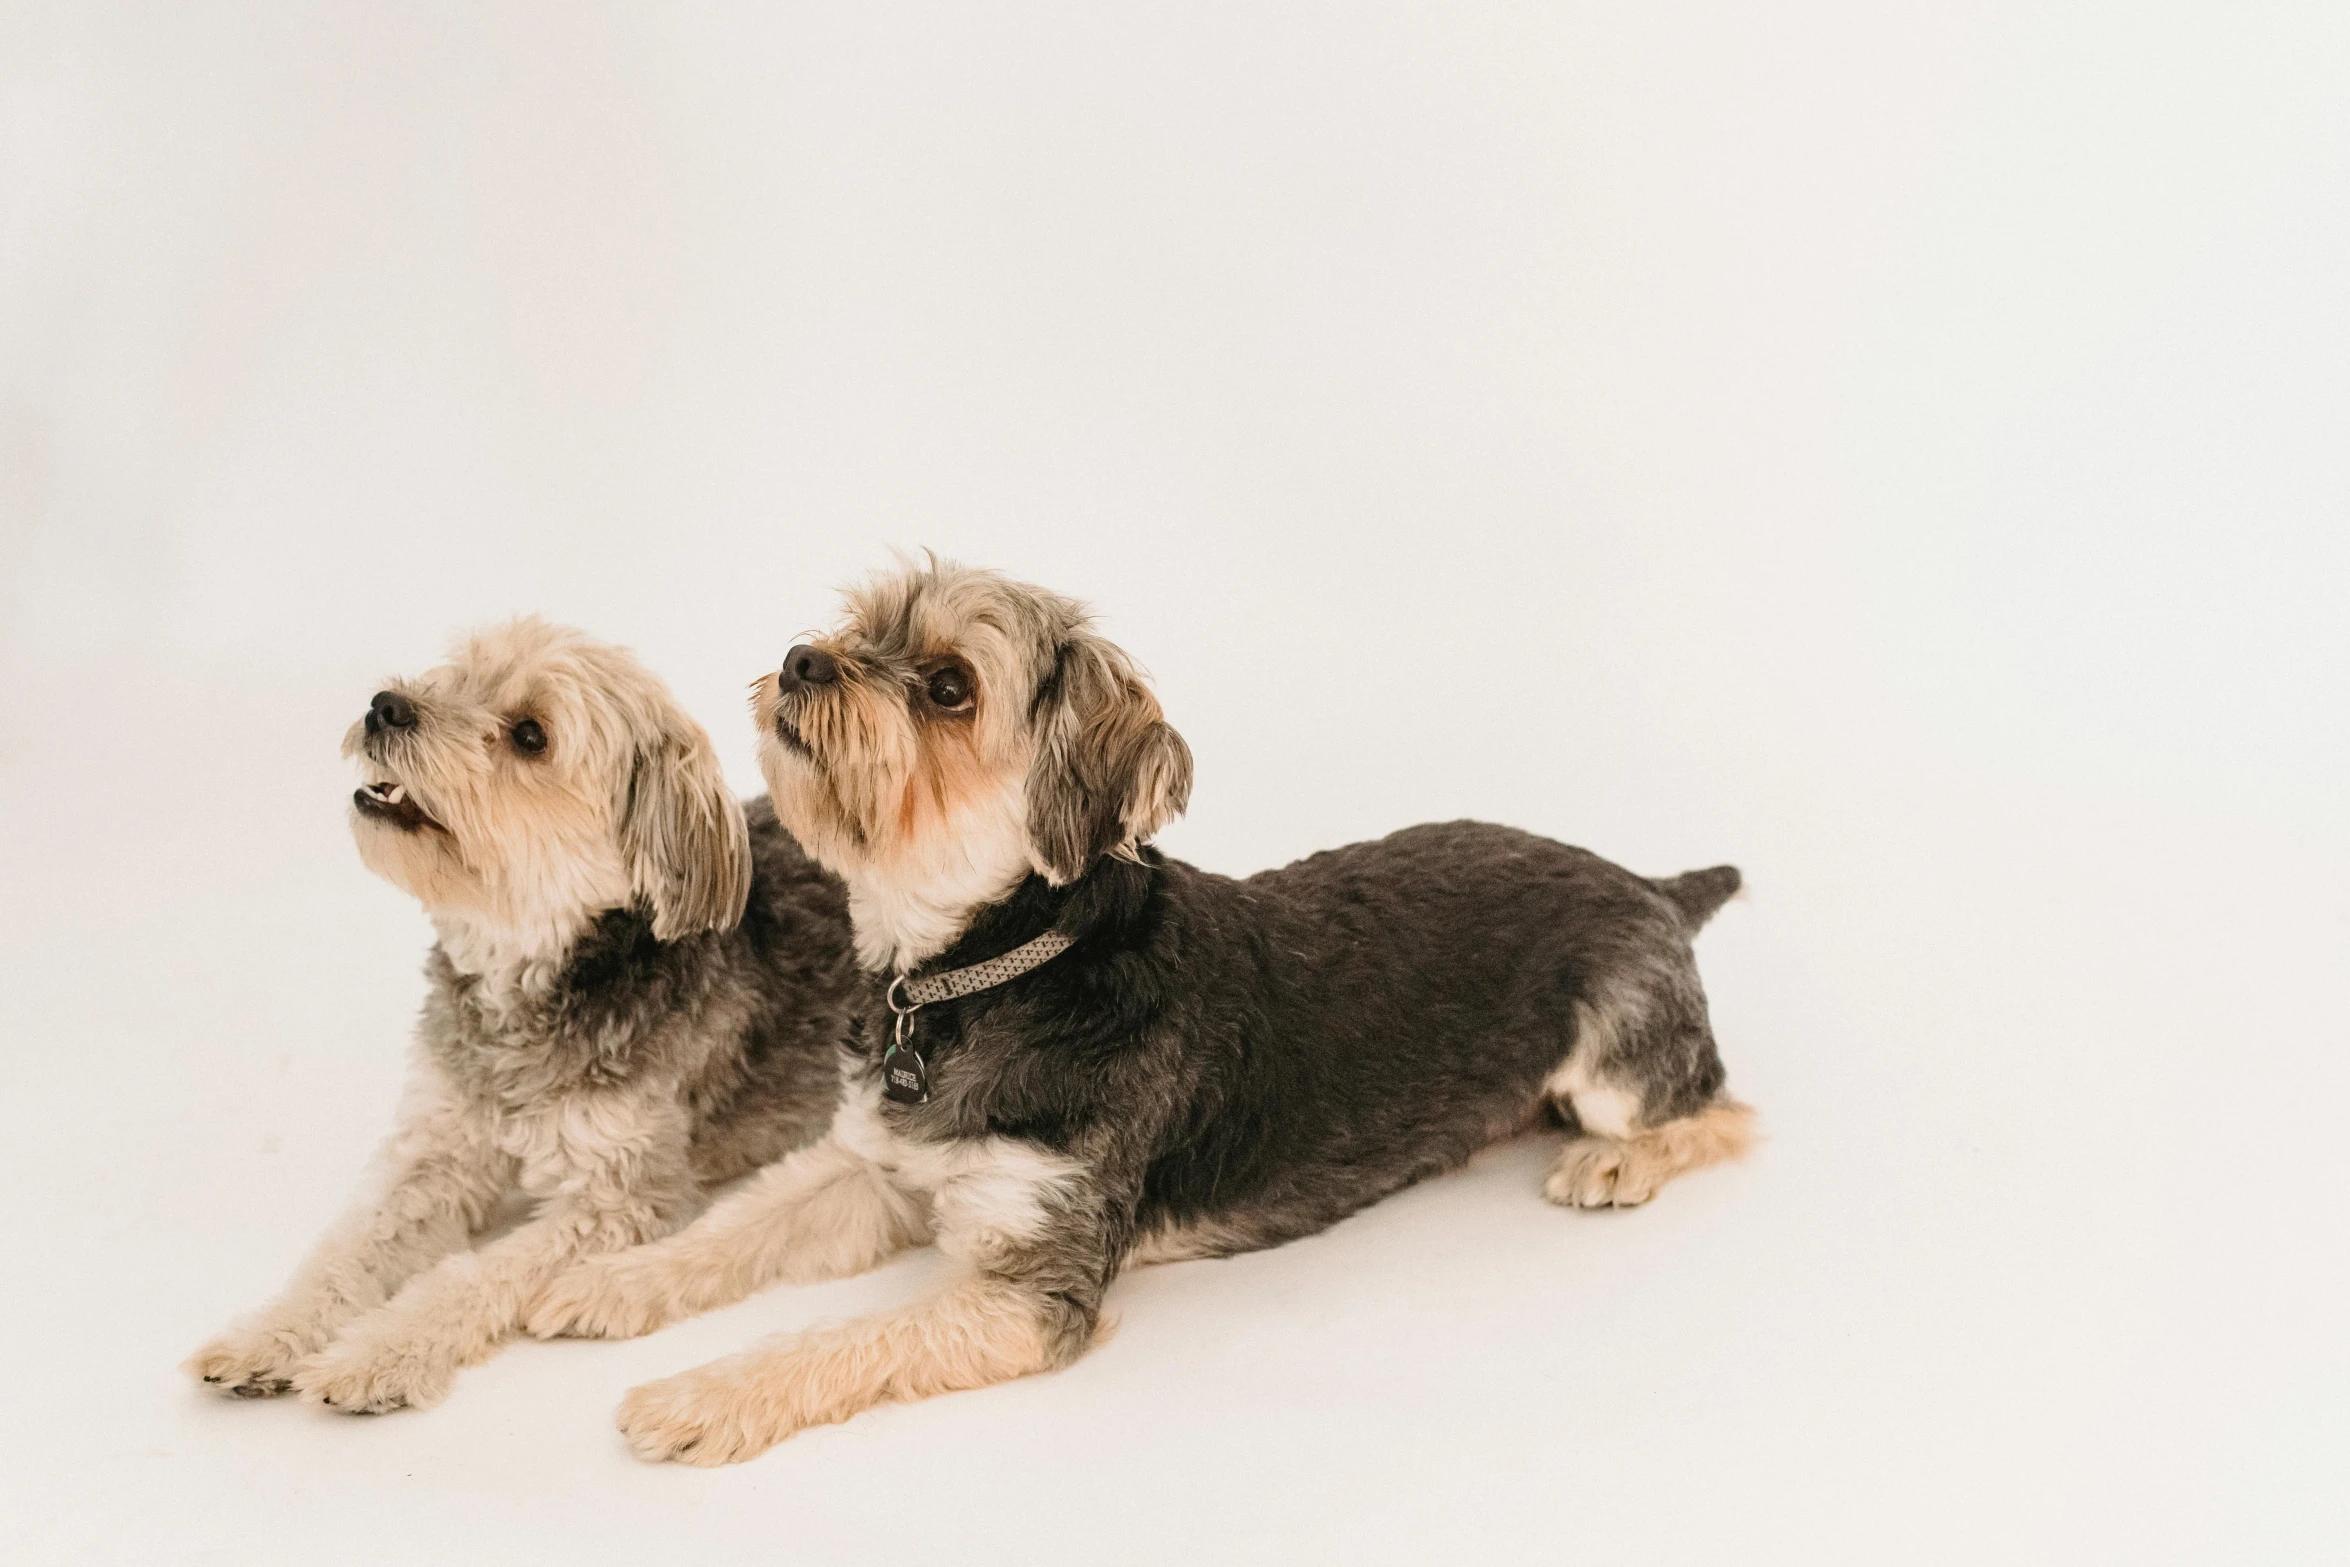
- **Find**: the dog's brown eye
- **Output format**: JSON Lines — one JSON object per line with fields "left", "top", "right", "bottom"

{"left": 925, "top": 667, "right": 972, "bottom": 710}
{"left": 510, "top": 718, "right": 547, "bottom": 755}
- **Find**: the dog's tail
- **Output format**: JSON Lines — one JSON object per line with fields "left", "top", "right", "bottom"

{"left": 1652, "top": 865, "right": 1742, "bottom": 929}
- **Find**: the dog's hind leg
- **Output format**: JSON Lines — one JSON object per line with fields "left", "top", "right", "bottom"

{"left": 1544, "top": 1092, "right": 1754, "bottom": 1208}
{"left": 1541, "top": 973, "right": 1755, "bottom": 1209}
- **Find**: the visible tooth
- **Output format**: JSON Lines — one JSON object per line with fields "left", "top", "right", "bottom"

{"left": 384, "top": 784, "right": 406, "bottom": 804}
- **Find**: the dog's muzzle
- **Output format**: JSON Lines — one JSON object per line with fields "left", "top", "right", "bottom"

{"left": 769, "top": 649, "right": 837, "bottom": 759}
{"left": 353, "top": 778, "right": 435, "bottom": 831}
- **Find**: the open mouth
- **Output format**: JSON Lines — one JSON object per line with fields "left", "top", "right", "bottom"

{"left": 353, "top": 779, "right": 436, "bottom": 832}
{"left": 772, "top": 714, "right": 816, "bottom": 761}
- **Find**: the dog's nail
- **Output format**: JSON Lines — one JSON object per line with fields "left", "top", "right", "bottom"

{"left": 229, "top": 1383, "right": 269, "bottom": 1399}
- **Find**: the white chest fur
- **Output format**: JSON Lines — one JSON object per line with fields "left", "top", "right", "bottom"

{"left": 828, "top": 1078, "right": 1084, "bottom": 1265}
{"left": 839, "top": 782, "right": 1034, "bottom": 972}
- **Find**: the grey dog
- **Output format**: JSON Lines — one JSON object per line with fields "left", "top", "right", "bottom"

{"left": 187, "top": 618, "right": 858, "bottom": 1413}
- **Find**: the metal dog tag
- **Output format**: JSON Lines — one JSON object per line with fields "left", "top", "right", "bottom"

{"left": 882, "top": 1040, "right": 929, "bottom": 1104}
{"left": 883, "top": 1002, "right": 930, "bottom": 1105}
{"left": 883, "top": 977, "right": 932, "bottom": 1104}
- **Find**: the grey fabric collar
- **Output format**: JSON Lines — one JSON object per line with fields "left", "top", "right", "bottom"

{"left": 887, "top": 930, "right": 1075, "bottom": 1014}
{"left": 879, "top": 930, "right": 1073, "bottom": 1106}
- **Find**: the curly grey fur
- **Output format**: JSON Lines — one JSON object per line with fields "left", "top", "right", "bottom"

{"left": 187, "top": 798, "right": 861, "bottom": 1413}
{"left": 420, "top": 797, "right": 860, "bottom": 1187}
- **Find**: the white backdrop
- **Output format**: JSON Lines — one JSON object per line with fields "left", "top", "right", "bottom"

{"left": 3, "top": 5, "right": 2345, "bottom": 1564}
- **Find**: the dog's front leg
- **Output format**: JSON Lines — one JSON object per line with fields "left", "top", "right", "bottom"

{"left": 525, "top": 1133, "right": 929, "bottom": 1341}
{"left": 292, "top": 1089, "right": 695, "bottom": 1414}
{"left": 613, "top": 1148, "right": 1117, "bottom": 1465}
{"left": 186, "top": 1059, "right": 508, "bottom": 1399}
{"left": 613, "top": 1271, "right": 1098, "bottom": 1465}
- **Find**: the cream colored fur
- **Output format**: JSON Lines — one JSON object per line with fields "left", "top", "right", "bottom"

{"left": 527, "top": 1077, "right": 1086, "bottom": 1342}
{"left": 751, "top": 558, "right": 1184, "bottom": 974}
{"left": 1124, "top": 1216, "right": 1255, "bottom": 1267}
{"left": 185, "top": 1053, "right": 506, "bottom": 1395}
{"left": 188, "top": 619, "right": 751, "bottom": 1410}
{"left": 833, "top": 777, "right": 1034, "bottom": 972}
{"left": 1545, "top": 1099, "right": 1757, "bottom": 1209}
{"left": 612, "top": 1277, "right": 1062, "bottom": 1466}
{"left": 344, "top": 617, "right": 749, "bottom": 973}
{"left": 828, "top": 1079, "right": 1086, "bottom": 1266}
{"left": 529, "top": 1074, "right": 1091, "bottom": 1461}
{"left": 1544, "top": 1049, "right": 1642, "bottom": 1141}
{"left": 1537, "top": 983, "right": 1753, "bottom": 1208}
{"left": 524, "top": 1132, "right": 930, "bottom": 1341}
{"left": 292, "top": 1084, "right": 693, "bottom": 1408}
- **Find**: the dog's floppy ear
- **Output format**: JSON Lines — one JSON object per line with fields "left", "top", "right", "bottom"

{"left": 621, "top": 725, "right": 753, "bottom": 939}
{"left": 1025, "top": 632, "right": 1193, "bottom": 885}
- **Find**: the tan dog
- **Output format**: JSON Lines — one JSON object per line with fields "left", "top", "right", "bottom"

{"left": 187, "top": 619, "right": 858, "bottom": 1413}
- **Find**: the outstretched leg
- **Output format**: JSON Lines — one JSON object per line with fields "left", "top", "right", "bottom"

{"left": 186, "top": 1061, "right": 509, "bottom": 1398}
{"left": 525, "top": 1135, "right": 927, "bottom": 1340}
{"left": 614, "top": 1273, "right": 1088, "bottom": 1465}
{"left": 610, "top": 1132, "right": 1114, "bottom": 1465}
{"left": 1546, "top": 1095, "right": 1755, "bottom": 1208}
{"left": 1542, "top": 978, "right": 1756, "bottom": 1209}
{"left": 289, "top": 1087, "right": 699, "bottom": 1412}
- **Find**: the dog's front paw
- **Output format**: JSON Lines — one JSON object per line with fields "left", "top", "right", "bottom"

{"left": 616, "top": 1363, "right": 791, "bottom": 1466}
{"left": 526, "top": 1253, "right": 684, "bottom": 1341}
{"left": 291, "top": 1332, "right": 456, "bottom": 1415}
{"left": 186, "top": 1322, "right": 313, "bottom": 1399}
{"left": 1545, "top": 1135, "right": 1659, "bottom": 1209}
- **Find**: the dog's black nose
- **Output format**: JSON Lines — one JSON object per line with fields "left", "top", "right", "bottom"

{"left": 369, "top": 690, "right": 418, "bottom": 733}
{"left": 779, "top": 645, "right": 839, "bottom": 692}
